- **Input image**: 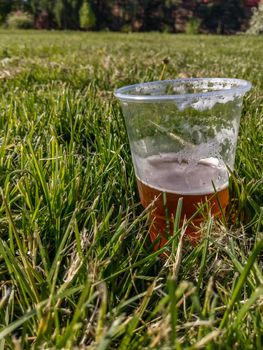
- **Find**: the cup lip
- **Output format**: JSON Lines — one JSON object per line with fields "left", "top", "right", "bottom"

{"left": 114, "top": 78, "right": 252, "bottom": 102}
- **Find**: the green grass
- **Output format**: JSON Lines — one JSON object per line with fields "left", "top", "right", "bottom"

{"left": 0, "top": 31, "right": 262, "bottom": 349}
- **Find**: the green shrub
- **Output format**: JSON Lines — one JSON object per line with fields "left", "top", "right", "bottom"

{"left": 79, "top": 0, "right": 96, "bottom": 30}
{"left": 121, "top": 24, "right": 132, "bottom": 33}
{"left": 6, "top": 11, "right": 34, "bottom": 29}
{"left": 185, "top": 18, "right": 201, "bottom": 35}
{"left": 247, "top": 3, "right": 263, "bottom": 35}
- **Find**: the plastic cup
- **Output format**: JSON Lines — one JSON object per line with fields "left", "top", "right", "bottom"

{"left": 115, "top": 78, "right": 252, "bottom": 248}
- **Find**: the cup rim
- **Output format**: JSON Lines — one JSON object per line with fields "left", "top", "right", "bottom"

{"left": 114, "top": 78, "right": 252, "bottom": 102}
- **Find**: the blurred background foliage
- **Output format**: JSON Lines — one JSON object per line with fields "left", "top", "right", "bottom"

{"left": 0, "top": 0, "right": 262, "bottom": 33}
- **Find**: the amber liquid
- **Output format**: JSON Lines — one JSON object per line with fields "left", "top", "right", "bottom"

{"left": 134, "top": 153, "right": 229, "bottom": 249}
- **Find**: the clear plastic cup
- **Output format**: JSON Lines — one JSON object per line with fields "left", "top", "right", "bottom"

{"left": 115, "top": 78, "right": 252, "bottom": 248}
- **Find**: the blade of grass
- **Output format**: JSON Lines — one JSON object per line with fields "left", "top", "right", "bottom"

{"left": 220, "top": 237, "right": 263, "bottom": 329}
{"left": 234, "top": 286, "right": 263, "bottom": 327}
{"left": 196, "top": 215, "right": 212, "bottom": 293}
{"left": 118, "top": 282, "right": 155, "bottom": 350}
{"left": 0, "top": 285, "right": 83, "bottom": 340}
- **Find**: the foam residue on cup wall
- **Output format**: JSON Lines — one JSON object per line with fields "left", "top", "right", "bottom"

{"left": 176, "top": 93, "right": 243, "bottom": 112}
{"left": 176, "top": 93, "right": 243, "bottom": 168}
{"left": 132, "top": 119, "right": 239, "bottom": 170}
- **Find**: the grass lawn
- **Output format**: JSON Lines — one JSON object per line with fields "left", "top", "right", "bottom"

{"left": 0, "top": 31, "right": 262, "bottom": 349}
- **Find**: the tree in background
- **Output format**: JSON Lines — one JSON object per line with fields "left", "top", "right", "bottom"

{"left": 27, "top": 0, "right": 54, "bottom": 28}
{"left": 53, "top": 0, "right": 82, "bottom": 29}
{"left": 0, "top": 0, "right": 257, "bottom": 32}
{"left": 0, "top": 0, "right": 13, "bottom": 24}
{"left": 143, "top": 0, "right": 165, "bottom": 31}
{"left": 217, "top": 0, "right": 246, "bottom": 33}
{"left": 197, "top": 0, "right": 246, "bottom": 34}
{"left": 79, "top": 0, "right": 96, "bottom": 29}
{"left": 28, "top": 0, "right": 53, "bottom": 15}
{"left": 69, "top": 0, "right": 84, "bottom": 29}
{"left": 122, "top": 0, "right": 142, "bottom": 32}
{"left": 54, "top": 0, "right": 68, "bottom": 29}
{"left": 163, "top": 0, "right": 182, "bottom": 32}
{"left": 247, "top": 1, "right": 263, "bottom": 34}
